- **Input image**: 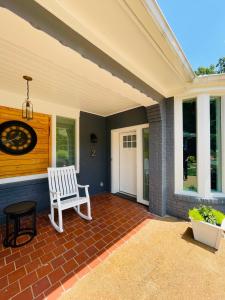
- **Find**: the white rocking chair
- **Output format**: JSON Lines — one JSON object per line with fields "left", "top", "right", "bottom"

{"left": 47, "top": 165, "right": 92, "bottom": 233}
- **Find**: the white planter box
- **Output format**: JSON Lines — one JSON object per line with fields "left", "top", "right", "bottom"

{"left": 190, "top": 218, "right": 224, "bottom": 250}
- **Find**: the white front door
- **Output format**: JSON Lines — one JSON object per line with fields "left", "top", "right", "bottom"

{"left": 119, "top": 131, "right": 137, "bottom": 196}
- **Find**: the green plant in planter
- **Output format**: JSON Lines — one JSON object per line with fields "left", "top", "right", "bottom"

{"left": 189, "top": 205, "right": 225, "bottom": 226}
{"left": 198, "top": 205, "right": 217, "bottom": 224}
{"left": 189, "top": 208, "right": 204, "bottom": 221}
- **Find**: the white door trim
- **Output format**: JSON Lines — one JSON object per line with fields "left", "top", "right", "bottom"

{"left": 111, "top": 124, "right": 149, "bottom": 205}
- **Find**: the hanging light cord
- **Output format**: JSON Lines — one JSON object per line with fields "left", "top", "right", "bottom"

{"left": 26, "top": 80, "right": 29, "bottom": 101}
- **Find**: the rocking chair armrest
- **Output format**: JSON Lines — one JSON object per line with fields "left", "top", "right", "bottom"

{"left": 77, "top": 184, "right": 90, "bottom": 189}
{"left": 77, "top": 185, "right": 90, "bottom": 197}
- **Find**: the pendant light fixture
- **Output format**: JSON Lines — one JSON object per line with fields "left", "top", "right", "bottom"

{"left": 22, "top": 75, "right": 33, "bottom": 120}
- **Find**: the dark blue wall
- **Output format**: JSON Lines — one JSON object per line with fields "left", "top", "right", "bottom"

{"left": 78, "top": 112, "right": 107, "bottom": 195}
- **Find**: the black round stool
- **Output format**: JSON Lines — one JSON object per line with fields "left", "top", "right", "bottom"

{"left": 3, "top": 201, "right": 37, "bottom": 248}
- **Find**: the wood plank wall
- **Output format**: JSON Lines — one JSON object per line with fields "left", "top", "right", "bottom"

{"left": 0, "top": 106, "right": 51, "bottom": 178}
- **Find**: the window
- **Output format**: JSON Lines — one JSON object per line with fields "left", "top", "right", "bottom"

{"left": 183, "top": 99, "right": 197, "bottom": 191}
{"left": 210, "top": 97, "right": 222, "bottom": 191}
{"left": 143, "top": 128, "right": 149, "bottom": 200}
{"left": 56, "top": 116, "right": 75, "bottom": 167}
{"left": 123, "top": 134, "right": 136, "bottom": 148}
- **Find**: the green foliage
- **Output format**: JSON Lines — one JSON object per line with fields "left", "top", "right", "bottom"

{"left": 198, "top": 205, "right": 217, "bottom": 225}
{"left": 188, "top": 156, "right": 196, "bottom": 163}
{"left": 189, "top": 208, "right": 204, "bottom": 221}
{"left": 216, "top": 57, "right": 225, "bottom": 74}
{"left": 212, "top": 209, "right": 225, "bottom": 225}
{"left": 195, "top": 57, "right": 225, "bottom": 75}
{"left": 189, "top": 205, "right": 225, "bottom": 226}
{"left": 195, "top": 64, "right": 216, "bottom": 76}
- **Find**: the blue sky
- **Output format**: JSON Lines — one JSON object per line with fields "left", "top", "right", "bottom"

{"left": 157, "top": 0, "right": 225, "bottom": 70}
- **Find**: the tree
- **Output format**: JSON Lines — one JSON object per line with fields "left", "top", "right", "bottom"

{"left": 216, "top": 57, "right": 225, "bottom": 73}
{"left": 195, "top": 57, "right": 225, "bottom": 75}
{"left": 195, "top": 64, "right": 216, "bottom": 75}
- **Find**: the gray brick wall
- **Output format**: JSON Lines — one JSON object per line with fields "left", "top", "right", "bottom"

{"left": 147, "top": 102, "right": 167, "bottom": 216}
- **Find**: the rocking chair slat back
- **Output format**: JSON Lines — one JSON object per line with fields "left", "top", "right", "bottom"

{"left": 48, "top": 166, "right": 78, "bottom": 199}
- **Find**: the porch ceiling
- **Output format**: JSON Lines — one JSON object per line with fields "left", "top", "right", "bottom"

{"left": 0, "top": 9, "right": 156, "bottom": 116}
{"left": 35, "top": 0, "right": 195, "bottom": 97}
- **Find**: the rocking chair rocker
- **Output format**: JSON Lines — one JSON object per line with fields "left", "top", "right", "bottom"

{"left": 48, "top": 166, "right": 92, "bottom": 233}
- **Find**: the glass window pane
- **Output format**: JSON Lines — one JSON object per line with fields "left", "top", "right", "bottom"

{"left": 210, "top": 97, "right": 222, "bottom": 192}
{"left": 132, "top": 135, "right": 136, "bottom": 141}
{"left": 56, "top": 116, "right": 75, "bottom": 167}
{"left": 143, "top": 128, "right": 149, "bottom": 200}
{"left": 183, "top": 99, "right": 197, "bottom": 191}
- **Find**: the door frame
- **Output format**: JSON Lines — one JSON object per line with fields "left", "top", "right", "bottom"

{"left": 111, "top": 124, "right": 149, "bottom": 205}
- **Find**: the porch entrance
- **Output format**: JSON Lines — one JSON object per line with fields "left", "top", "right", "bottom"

{"left": 111, "top": 124, "right": 149, "bottom": 206}
{"left": 119, "top": 131, "right": 137, "bottom": 196}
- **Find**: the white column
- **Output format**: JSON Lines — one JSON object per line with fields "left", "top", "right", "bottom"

{"left": 174, "top": 98, "right": 183, "bottom": 193}
{"left": 197, "top": 94, "right": 211, "bottom": 198}
{"left": 221, "top": 96, "right": 225, "bottom": 193}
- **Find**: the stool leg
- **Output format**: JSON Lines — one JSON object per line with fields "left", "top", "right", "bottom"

{"left": 4, "top": 215, "right": 9, "bottom": 247}
{"left": 33, "top": 209, "right": 37, "bottom": 236}
{"left": 14, "top": 216, "right": 19, "bottom": 247}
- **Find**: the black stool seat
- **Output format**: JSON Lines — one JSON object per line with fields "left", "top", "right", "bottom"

{"left": 4, "top": 201, "right": 36, "bottom": 216}
{"left": 3, "top": 201, "right": 37, "bottom": 248}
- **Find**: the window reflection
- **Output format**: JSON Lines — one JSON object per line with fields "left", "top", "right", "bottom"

{"left": 56, "top": 116, "right": 75, "bottom": 167}
{"left": 183, "top": 99, "right": 197, "bottom": 191}
{"left": 143, "top": 128, "right": 149, "bottom": 200}
{"left": 210, "top": 97, "right": 222, "bottom": 191}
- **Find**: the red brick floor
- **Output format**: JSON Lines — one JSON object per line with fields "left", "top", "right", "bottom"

{"left": 0, "top": 193, "right": 153, "bottom": 300}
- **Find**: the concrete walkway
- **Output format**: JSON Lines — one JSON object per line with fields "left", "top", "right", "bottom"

{"left": 60, "top": 217, "right": 225, "bottom": 300}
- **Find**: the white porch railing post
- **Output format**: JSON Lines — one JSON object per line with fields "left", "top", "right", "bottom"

{"left": 197, "top": 94, "right": 211, "bottom": 198}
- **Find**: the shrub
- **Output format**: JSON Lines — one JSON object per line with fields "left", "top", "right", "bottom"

{"left": 189, "top": 208, "right": 204, "bottom": 222}
{"left": 189, "top": 205, "right": 225, "bottom": 226}
{"left": 212, "top": 209, "right": 225, "bottom": 225}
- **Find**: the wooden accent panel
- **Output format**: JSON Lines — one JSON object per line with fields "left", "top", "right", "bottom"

{"left": 0, "top": 105, "right": 51, "bottom": 178}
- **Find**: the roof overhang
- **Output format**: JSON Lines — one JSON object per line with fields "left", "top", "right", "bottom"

{"left": 0, "top": 0, "right": 196, "bottom": 101}
{"left": 172, "top": 74, "right": 225, "bottom": 98}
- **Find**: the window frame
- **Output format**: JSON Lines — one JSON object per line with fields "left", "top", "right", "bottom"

{"left": 52, "top": 114, "right": 80, "bottom": 173}
{"left": 174, "top": 94, "right": 225, "bottom": 198}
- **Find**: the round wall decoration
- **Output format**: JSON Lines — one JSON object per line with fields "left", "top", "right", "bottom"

{"left": 0, "top": 120, "right": 37, "bottom": 155}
